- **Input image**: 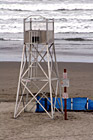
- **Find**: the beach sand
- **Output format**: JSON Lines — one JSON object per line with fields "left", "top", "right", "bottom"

{"left": 0, "top": 62, "right": 93, "bottom": 140}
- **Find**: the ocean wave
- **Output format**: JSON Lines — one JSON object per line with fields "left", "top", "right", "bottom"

{"left": 0, "top": 8, "right": 29, "bottom": 12}
{"left": 1, "top": 7, "right": 93, "bottom": 12}
{"left": 64, "top": 38, "right": 92, "bottom": 41}
{"left": 56, "top": 8, "right": 93, "bottom": 11}
{"left": 1, "top": 37, "right": 93, "bottom": 42}
{"left": 0, "top": 3, "right": 93, "bottom": 12}
{"left": 0, "top": 47, "right": 19, "bottom": 50}
{"left": 0, "top": 38, "right": 23, "bottom": 41}
{"left": 55, "top": 37, "right": 93, "bottom": 41}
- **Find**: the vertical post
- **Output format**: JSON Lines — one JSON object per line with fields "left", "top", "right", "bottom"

{"left": 14, "top": 44, "right": 25, "bottom": 118}
{"left": 53, "top": 44, "right": 63, "bottom": 113}
{"left": 64, "top": 87, "right": 67, "bottom": 120}
{"left": 64, "top": 69, "right": 67, "bottom": 120}
{"left": 23, "top": 19, "right": 25, "bottom": 44}
{"left": 46, "top": 19, "right": 48, "bottom": 44}
{"left": 25, "top": 19, "right": 32, "bottom": 108}
{"left": 53, "top": 19, "right": 54, "bottom": 44}
{"left": 47, "top": 44, "right": 53, "bottom": 119}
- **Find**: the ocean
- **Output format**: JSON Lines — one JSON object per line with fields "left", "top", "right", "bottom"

{"left": 0, "top": 0, "right": 93, "bottom": 62}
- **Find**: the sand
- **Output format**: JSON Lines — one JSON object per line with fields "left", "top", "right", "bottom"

{"left": 0, "top": 62, "right": 93, "bottom": 140}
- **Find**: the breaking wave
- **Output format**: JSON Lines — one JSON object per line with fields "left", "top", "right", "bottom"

{"left": 0, "top": 3, "right": 93, "bottom": 12}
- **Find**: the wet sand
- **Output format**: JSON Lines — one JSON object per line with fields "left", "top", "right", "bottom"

{"left": 0, "top": 62, "right": 93, "bottom": 140}
{"left": 0, "top": 62, "right": 93, "bottom": 101}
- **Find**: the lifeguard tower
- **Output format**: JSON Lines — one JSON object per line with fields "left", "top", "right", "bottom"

{"left": 14, "top": 15, "right": 63, "bottom": 119}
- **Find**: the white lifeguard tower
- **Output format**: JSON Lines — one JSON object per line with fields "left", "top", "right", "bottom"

{"left": 14, "top": 15, "right": 63, "bottom": 119}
